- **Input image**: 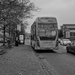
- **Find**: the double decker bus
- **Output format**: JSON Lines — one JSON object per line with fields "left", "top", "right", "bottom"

{"left": 31, "top": 17, "right": 59, "bottom": 50}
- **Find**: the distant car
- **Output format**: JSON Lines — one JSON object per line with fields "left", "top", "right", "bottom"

{"left": 60, "top": 39, "right": 71, "bottom": 46}
{"left": 66, "top": 41, "right": 75, "bottom": 53}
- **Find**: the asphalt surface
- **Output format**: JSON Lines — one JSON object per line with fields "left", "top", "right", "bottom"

{"left": 34, "top": 44, "right": 75, "bottom": 75}
{"left": 25, "top": 39, "right": 75, "bottom": 75}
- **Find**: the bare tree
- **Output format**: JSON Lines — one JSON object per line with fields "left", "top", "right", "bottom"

{"left": 0, "top": 0, "right": 37, "bottom": 46}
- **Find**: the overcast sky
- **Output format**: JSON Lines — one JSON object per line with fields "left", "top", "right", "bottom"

{"left": 26, "top": 0, "right": 75, "bottom": 33}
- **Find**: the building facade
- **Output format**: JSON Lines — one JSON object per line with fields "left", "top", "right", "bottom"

{"left": 61, "top": 24, "right": 75, "bottom": 41}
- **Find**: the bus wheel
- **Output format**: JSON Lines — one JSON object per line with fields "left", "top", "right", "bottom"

{"left": 34, "top": 45, "right": 37, "bottom": 50}
{"left": 23, "top": 42, "right": 24, "bottom": 44}
{"left": 74, "top": 50, "right": 75, "bottom": 54}
{"left": 31, "top": 42, "right": 33, "bottom": 48}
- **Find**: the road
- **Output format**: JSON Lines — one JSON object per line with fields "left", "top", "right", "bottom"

{"left": 25, "top": 39, "right": 75, "bottom": 75}
{"left": 35, "top": 45, "right": 75, "bottom": 75}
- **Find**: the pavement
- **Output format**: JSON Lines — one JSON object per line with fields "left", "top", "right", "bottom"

{"left": 0, "top": 45, "right": 48, "bottom": 75}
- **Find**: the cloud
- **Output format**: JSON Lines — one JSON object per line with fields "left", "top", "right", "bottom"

{"left": 40, "top": 0, "right": 75, "bottom": 10}
{"left": 31, "top": 0, "right": 75, "bottom": 18}
{"left": 26, "top": 0, "right": 75, "bottom": 33}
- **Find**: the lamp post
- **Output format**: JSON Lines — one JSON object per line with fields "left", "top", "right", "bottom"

{"left": 3, "top": 20, "right": 7, "bottom": 46}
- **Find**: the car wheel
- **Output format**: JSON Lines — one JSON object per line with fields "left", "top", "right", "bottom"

{"left": 74, "top": 49, "right": 75, "bottom": 54}
{"left": 66, "top": 47, "right": 70, "bottom": 53}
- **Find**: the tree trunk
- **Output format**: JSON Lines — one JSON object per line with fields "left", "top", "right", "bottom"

{"left": 3, "top": 25, "right": 5, "bottom": 46}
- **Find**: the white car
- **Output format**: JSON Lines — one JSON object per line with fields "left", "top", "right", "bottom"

{"left": 60, "top": 39, "right": 71, "bottom": 46}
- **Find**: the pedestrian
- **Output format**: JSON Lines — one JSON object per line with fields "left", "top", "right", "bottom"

{"left": 15, "top": 37, "right": 19, "bottom": 46}
{"left": 7, "top": 39, "right": 11, "bottom": 48}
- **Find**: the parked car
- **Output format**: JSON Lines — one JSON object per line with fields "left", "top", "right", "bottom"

{"left": 60, "top": 39, "right": 71, "bottom": 46}
{"left": 66, "top": 41, "right": 75, "bottom": 53}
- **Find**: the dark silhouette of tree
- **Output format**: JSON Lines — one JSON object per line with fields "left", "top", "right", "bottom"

{"left": 58, "top": 29, "right": 63, "bottom": 38}
{"left": 0, "top": 0, "right": 37, "bottom": 46}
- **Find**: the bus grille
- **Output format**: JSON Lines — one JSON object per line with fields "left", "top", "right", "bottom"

{"left": 40, "top": 42, "right": 55, "bottom": 48}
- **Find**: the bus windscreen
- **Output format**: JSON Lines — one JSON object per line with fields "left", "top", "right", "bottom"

{"left": 38, "top": 23, "right": 57, "bottom": 29}
{"left": 38, "top": 24, "right": 57, "bottom": 36}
